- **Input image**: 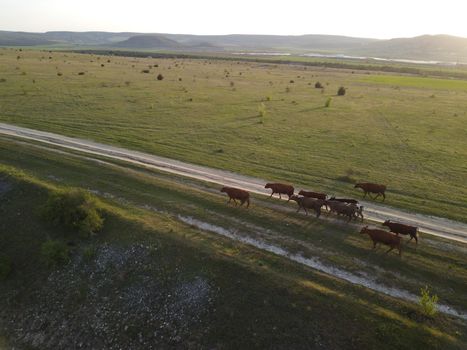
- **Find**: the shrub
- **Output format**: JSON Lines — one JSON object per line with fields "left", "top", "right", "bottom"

{"left": 0, "top": 256, "right": 12, "bottom": 280}
{"left": 325, "top": 97, "right": 332, "bottom": 108}
{"left": 41, "top": 240, "right": 70, "bottom": 267}
{"left": 337, "top": 86, "right": 346, "bottom": 96}
{"left": 315, "top": 81, "right": 323, "bottom": 88}
{"left": 258, "top": 102, "right": 267, "bottom": 118}
{"left": 0, "top": 78, "right": 6, "bottom": 83}
{"left": 157, "top": 74, "right": 164, "bottom": 81}
{"left": 289, "top": 80, "right": 294, "bottom": 83}
{"left": 41, "top": 189, "right": 104, "bottom": 236}
{"left": 419, "top": 286, "right": 439, "bottom": 317}
{"left": 78, "top": 72, "right": 85, "bottom": 75}
{"left": 141, "top": 69, "right": 150, "bottom": 74}
{"left": 57, "top": 72, "right": 63, "bottom": 76}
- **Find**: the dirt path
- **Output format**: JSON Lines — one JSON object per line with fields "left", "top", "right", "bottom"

{"left": 1, "top": 122, "right": 466, "bottom": 244}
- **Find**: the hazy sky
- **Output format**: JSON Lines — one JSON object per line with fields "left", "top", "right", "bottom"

{"left": 1, "top": 0, "right": 466, "bottom": 39}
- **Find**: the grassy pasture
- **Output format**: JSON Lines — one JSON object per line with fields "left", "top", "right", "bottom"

{"left": 0, "top": 138, "right": 466, "bottom": 349}
{"left": 0, "top": 48, "right": 466, "bottom": 221}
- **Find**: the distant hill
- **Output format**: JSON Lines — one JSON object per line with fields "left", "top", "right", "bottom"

{"left": 1, "top": 30, "right": 467, "bottom": 62}
{"left": 0, "top": 31, "right": 56, "bottom": 46}
{"left": 112, "top": 34, "right": 181, "bottom": 49}
{"left": 350, "top": 35, "right": 467, "bottom": 62}
{"left": 43, "top": 31, "right": 136, "bottom": 45}
{"left": 162, "top": 33, "right": 377, "bottom": 51}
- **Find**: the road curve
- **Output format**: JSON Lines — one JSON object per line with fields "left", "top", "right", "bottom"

{"left": 1, "top": 122, "right": 466, "bottom": 244}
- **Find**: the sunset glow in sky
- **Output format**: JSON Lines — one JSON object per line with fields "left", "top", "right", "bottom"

{"left": 2, "top": 0, "right": 466, "bottom": 39}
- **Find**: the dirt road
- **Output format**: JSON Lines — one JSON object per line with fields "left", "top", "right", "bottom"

{"left": 1, "top": 122, "right": 466, "bottom": 243}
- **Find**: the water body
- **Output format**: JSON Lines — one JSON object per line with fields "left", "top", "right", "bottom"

{"left": 232, "top": 51, "right": 459, "bottom": 66}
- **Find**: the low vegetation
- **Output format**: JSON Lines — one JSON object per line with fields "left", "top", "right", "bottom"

{"left": 0, "top": 256, "right": 12, "bottom": 280}
{"left": 419, "top": 286, "right": 440, "bottom": 318}
{"left": 40, "top": 239, "right": 70, "bottom": 267}
{"left": 41, "top": 189, "right": 104, "bottom": 236}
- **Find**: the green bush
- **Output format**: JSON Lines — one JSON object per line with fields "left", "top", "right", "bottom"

{"left": 41, "top": 240, "right": 70, "bottom": 267}
{"left": 41, "top": 189, "right": 104, "bottom": 236}
{"left": 337, "top": 86, "right": 346, "bottom": 96}
{"left": 0, "top": 256, "right": 12, "bottom": 280}
{"left": 325, "top": 97, "right": 332, "bottom": 108}
{"left": 419, "top": 286, "right": 439, "bottom": 317}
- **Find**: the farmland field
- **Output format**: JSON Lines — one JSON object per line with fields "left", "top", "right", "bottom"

{"left": 0, "top": 48, "right": 466, "bottom": 221}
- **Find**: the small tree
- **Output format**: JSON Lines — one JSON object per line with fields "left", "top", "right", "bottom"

{"left": 324, "top": 97, "right": 332, "bottom": 108}
{"left": 419, "top": 286, "right": 439, "bottom": 317}
{"left": 41, "top": 189, "right": 104, "bottom": 236}
{"left": 315, "top": 81, "right": 323, "bottom": 89}
{"left": 157, "top": 74, "right": 164, "bottom": 81}
{"left": 337, "top": 86, "right": 346, "bottom": 96}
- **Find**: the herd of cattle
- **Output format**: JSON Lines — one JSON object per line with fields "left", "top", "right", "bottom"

{"left": 220, "top": 182, "right": 418, "bottom": 257}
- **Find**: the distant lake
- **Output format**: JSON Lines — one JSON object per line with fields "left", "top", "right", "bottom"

{"left": 232, "top": 52, "right": 458, "bottom": 66}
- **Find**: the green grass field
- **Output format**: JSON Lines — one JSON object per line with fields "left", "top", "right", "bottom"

{"left": 0, "top": 48, "right": 466, "bottom": 222}
{"left": 0, "top": 138, "right": 466, "bottom": 349}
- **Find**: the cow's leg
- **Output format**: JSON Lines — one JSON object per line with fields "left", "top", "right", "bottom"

{"left": 279, "top": 193, "right": 282, "bottom": 199}
{"left": 240, "top": 199, "right": 245, "bottom": 207}
{"left": 304, "top": 207, "right": 308, "bottom": 216}
{"left": 382, "top": 192, "right": 386, "bottom": 201}
{"left": 296, "top": 206, "right": 301, "bottom": 213}
{"left": 233, "top": 199, "right": 238, "bottom": 206}
{"left": 227, "top": 197, "right": 232, "bottom": 204}
{"left": 372, "top": 241, "right": 377, "bottom": 249}
{"left": 269, "top": 191, "right": 274, "bottom": 198}
{"left": 385, "top": 246, "right": 395, "bottom": 254}
{"left": 287, "top": 194, "right": 291, "bottom": 202}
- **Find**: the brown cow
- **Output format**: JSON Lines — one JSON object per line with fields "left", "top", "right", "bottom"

{"left": 360, "top": 226, "right": 402, "bottom": 256}
{"left": 382, "top": 220, "right": 418, "bottom": 244}
{"left": 329, "top": 196, "right": 359, "bottom": 205}
{"left": 290, "top": 195, "right": 323, "bottom": 217}
{"left": 220, "top": 186, "right": 250, "bottom": 208}
{"left": 354, "top": 183, "right": 387, "bottom": 201}
{"left": 298, "top": 190, "right": 327, "bottom": 201}
{"left": 265, "top": 183, "right": 294, "bottom": 202}
{"left": 326, "top": 201, "right": 359, "bottom": 222}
